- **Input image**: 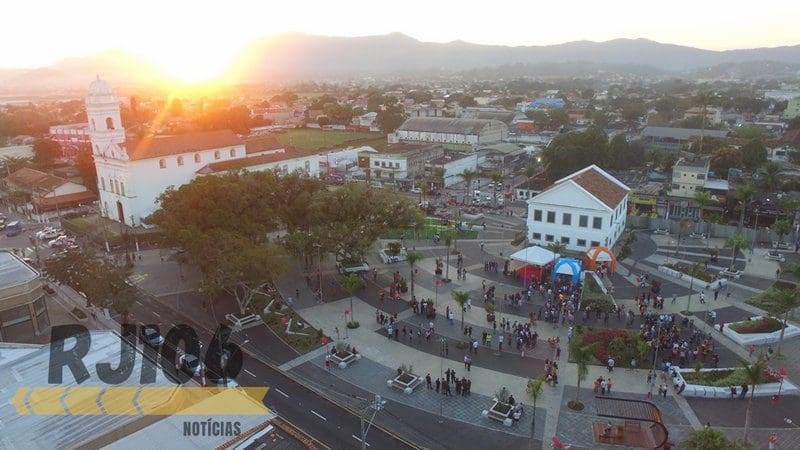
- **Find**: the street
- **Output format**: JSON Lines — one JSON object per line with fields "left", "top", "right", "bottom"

{"left": 129, "top": 291, "right": 416, "bottom": 450}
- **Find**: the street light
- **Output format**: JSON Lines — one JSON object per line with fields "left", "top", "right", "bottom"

{"left": 648, "top": 315, "right": 663, "bottom": 398}
{"left": 438, "top": 337, "right": 446, "bottom": 424}
{"left": 359, "top": 394, "right": 386, "bottom": 450}
{"left": 784, "top": 417, "right": 800, "bottom": 428}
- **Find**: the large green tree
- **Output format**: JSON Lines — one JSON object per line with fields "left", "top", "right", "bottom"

{"left": 740, "top": 139, "right": 767, "bottom": 170}
{"left": 32, "top": 138, "right": 61, "bottom": 167}
{"left": 310, "top": 182, "right": 420, "bottom": 264}
{"left": 755, "top": 287, "right": 800, "bottom": 357}
{"left": 734, "top": 183, "right": 757, "bottom": 229}
{"left": 608, "top": 134, "right": 644, "bottom": 169}
{"left": 710, "top": 147, "right": 743, "bottom": 179}
{"left": 541, "top": 126, "right": 610, "bottom": 180}
{"left": 681, "top": 427, "right": 754, "bottom": 450}
{"left": 740, "top": 354, "right": 766, "bottom": 446}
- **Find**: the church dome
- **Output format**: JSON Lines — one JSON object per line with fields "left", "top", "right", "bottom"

{"left": 88, "top": 76, "right": 113, "bottom": 96}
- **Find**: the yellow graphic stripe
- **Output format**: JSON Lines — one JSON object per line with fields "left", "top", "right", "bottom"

{"left": 12, "top": 387, "right": 270, "bottom": 416}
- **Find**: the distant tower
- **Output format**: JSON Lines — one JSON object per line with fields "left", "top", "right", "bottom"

{"left": 86, "top": 75, "right": 125, "bottom": 158}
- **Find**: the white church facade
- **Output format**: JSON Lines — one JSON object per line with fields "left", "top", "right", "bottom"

{"left": 86, "top": 78, "right": 318, "bottom": 226}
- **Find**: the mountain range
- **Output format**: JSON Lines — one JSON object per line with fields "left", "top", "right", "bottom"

{"left": 2, "top": 33, "right": 800, "bottom": 93}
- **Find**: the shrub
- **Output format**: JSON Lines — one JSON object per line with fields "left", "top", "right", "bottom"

{"left": 682, "top": 368, "right": 783, "bottom": 387}
{"left": 581, "top": 276, "right": 615, "bottom": 313}
{"left": 729, "top": 317, "right": 784, "bottom": 334}
{"left": 347, "top": 320, "right": 360, "bottom": 329}
{"left": 576, "top": 328, "right": 648, "bottom": 368}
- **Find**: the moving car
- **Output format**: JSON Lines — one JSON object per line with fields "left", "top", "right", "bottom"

{"left": 5, "top": 221, "right": 22, "bottom": 237}
{"left": 141, "top": 327, "right": 165, "bottom": 348}
{"left": 178, "top": 354, "right": 205, "bottom": 377}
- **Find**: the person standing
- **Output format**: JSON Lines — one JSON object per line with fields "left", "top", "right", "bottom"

{"left": 426, "top": 373, "right": 432, "bottom": 389}
{"left": 768, "top": 432, "right": 778, "bottom": 450}
{"left": 607, "top": 356, "right": 615, "bottom": 372}
{"left": 749, "top": 344, "right": 756, "bottom": 358}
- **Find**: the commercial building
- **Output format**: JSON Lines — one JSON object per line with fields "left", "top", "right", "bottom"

{"left": 640, "top": 127, "right": 728, "bottom": 153}
{"left": 425, "top": 152, "right": 479, "bottom": 188}
{"left": 358, "top": 143, "right": 443, "bottom": 188}
{"left": 668, "top": 157, "right": 710, "bottom": 198}
{"left": 0, "top": 251, "right": 49, "bottom": 342}
{"left": 393, "top": 117, "right": 508, "bottom": 147}
{"left": 526, "top": 165, "right": 629, "bottom": 252}
{"left": 515, "top": 98, "right": 566, "bottom": 113}
{"left": 49, "top": 123, "right": 90, "bottom": 156}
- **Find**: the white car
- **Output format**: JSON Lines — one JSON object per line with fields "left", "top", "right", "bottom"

{"left": 37, "top": 228, "right": 61, "bottom": 240}
{"left": 178, "top": 354, "right": 205, "bottom": 377}
{"left": 410, "top": 187, "right": 422, "bottom": 194}
{"left": 48, "top": 235, "right": 73, "bottom": 248}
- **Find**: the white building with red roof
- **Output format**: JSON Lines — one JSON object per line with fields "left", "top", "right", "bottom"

{"left": 526, "top": 165, "right": 630, "bottom": 252}
{"left": 86, "top": 78, "right": 316, "bottom": 226}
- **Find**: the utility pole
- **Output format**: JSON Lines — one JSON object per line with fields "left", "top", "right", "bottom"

{"left": 438, "top": 337, "right": 445, "bottom": 424}
{"left": 359, "top": 394, "right": 386, "bottom": 450}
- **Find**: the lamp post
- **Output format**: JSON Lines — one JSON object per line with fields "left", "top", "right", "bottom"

{"left": 359, "top": 394, "right": 386, "bottom": 450}
{"left": 313, "top": 243, "right": 323, "bottom": 303}
{"left": 438, "top": 337, "right": 445, "bottom": 424}
{"left": 648, "top": 315, "right": 662, "bottom": 398}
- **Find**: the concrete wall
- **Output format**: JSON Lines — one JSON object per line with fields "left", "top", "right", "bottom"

{"left": 627, "top": 215, "right": 789, "bottom": 243}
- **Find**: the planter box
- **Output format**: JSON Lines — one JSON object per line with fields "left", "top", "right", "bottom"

{"left": 658, "top": 265, "right": 726, "bottom": 290}
{"left": 387, "top": 372, "right": 422, "bottom": 394}
{"left": 673, "top": 366, "right": 800, "bottom": 398}
{"left": 330, "top": 351, "right": 360, "bottom": 369}
{"left": 482, "top": 400, "right": 513, "bottom": 426}
{"left": 722, "top": 316, "right": 800, "bottom": 346}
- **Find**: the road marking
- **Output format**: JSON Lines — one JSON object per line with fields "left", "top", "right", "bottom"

{"left": 243, "top": 369, "right": 256, "bottom": 378}
{"left": 352, "top": 435, "right": 370, "bottom": 446}
{"left": 274, "top": 388, "right": 289, "bottom": 398}
{"left": 152, "top": 311, "right": 161, "bottom": 317}
{"left": 310, "top": 410, "right": 327, "bottom": 421}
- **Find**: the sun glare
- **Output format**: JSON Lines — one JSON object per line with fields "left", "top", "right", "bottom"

{"left": 153, "top": 52, "right": 233, "bottom": 83}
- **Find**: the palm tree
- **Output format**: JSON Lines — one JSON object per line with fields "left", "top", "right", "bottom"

{"left": 694, "top": 91, "right": 714, "bottom": 154}
{"left": 724, "top": 233, "right": 750, "bottom": 271}
{"left": 451, "top": 290, "right": 469, "bottom": 328}
{"left": 784, "top": 262, "right": 800, "bottom": 281}
{"left": 675, "top": 218, "right": 692, "bottom": 257}
{"left": 547, "top": 242, "right": 566, "bottom": 264}
{"left": 526, "top": 377, "right": 545, "bottom": 450}
{"left": 459, "top": 168, "right": 477, "bottom": 204}
{"left": 432, "top": 167, "right": 446, "bottom": 192}
{"left": 761, "top": 161, "right": 782, "bottom": 192}
{"left": 693, "top": 191, "right": 715, "bottom": 246}
{"left": 779, "top": 195, "right": 800, "bottom": 222}
{"left": 740, "top": 353, "right": 766, "bottom": 446}
{"left": 420, "top": 183, "right": 430, "bottom": 205}
{"left": 570, "top": 344, "right": 594, "bottom": 409}
{"left": 406, "top": 251, "right": 423, "bottom": 298}
{"left": 756, "top": 287, "right": 800, "bottom": 357}
{"left": 339, "top": 273, "right": 365, "bottom": 327}
{"left": 772, "top": 219, "right": 792, "bottom": 249}
{"left": 735, "top": 182, "right": 757, "bottom": 230}
{"left": 443, "top": 231, "right": 452, "bottom": 282}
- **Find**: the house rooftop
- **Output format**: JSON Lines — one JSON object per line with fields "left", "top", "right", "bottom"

{"left": 0, "top": 251, "right": 38, "bottom": 287}
{"left": 243, "top": 135, "right": 284, "bottom": 154}
{"left": 540, "top": 165, "right": 630, "bottom": 209}
{"left": 125, "top": 130, "right": 242, "bottom": 161}
{"left": 196, "top": 147, "right": 313, "bottom": 174}
{"left": 369, "top": 143, "right": 441, "bottom": 155}
{"left": 5, "top": 167, "right": 68, "bottom": 194}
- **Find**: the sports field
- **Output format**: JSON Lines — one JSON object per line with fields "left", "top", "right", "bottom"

{"left": 274, "top": 128, "right": 385, "bottom": 151}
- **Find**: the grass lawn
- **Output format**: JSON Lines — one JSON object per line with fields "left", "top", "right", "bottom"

{"left": 61, "top": 217, "right": 93, "bottom": 234}
{"left": 274, "top": 128, "right": 384, "bottom": 152}
{"left": 729, "top": 317, "right": 784, "bottom": 334}
{"left": 255, "top": 294, "right": 327, "bottom": 354}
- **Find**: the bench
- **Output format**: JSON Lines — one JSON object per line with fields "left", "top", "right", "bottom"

{"left": 719, "top": 269, "right": 742, "bottom": 279}
{"left": 225, "top": 313, "right": 260, "bottom": 328}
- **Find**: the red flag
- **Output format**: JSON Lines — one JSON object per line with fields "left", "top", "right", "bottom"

{"left": 435, "top": 279, "right": 442, "bottom": 286}
{"left": 345, "top": 307, "right": 351, "bottom": 314}
{"left": 321, "top": 336, "right": 330, "bottom": 345}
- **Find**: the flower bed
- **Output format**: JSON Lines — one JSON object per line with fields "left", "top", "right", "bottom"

{"left": 674, "top": 366, "right": 800, "bottom": 398}
{"left": 572, "top": 328, "right": 648, "bottom": 368}
{"left": 663, "top": 263, "right": 713, "bottom": 282}
{"left": 721, "top": 315, "right": 800, "bottom": 346}
{"left": 682, "top": 368, "right": 783, "bottom": 387}
{"left": 580, "top": 274, "right": 616, "bottom": 313}
{"left": 729, "top": 317, "right": 784, "bottom": 334}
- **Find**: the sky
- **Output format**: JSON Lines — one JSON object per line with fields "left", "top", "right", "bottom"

{"left": 4, "top": 0, "right": 800, "bottom": 77}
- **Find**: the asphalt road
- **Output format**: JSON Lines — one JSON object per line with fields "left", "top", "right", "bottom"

{"left": 129, "top": 292, "right": 416, "bottom": 450}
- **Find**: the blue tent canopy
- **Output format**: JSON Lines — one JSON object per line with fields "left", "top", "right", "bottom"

{"left": 552, "top": 258, "right": 582, "bottom": 284}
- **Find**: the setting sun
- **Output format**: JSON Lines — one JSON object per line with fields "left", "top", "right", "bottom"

{"left": 151, "top": 49, "right": 234, "bottom": 83}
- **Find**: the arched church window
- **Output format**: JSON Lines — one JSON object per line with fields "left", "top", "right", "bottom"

{"left": 120, "top": 182, "right": 125, "bottom": 197}
{"left": 214, "top": 151, "right": 221, "bottom": 160}
{"left": 177, "top": 156, "right": 184, "bottom": 166}
{"left": 159, "top": 159, "right": 166, "bottom": 169}
{"left": 230, "top": 148, "right": 236, "bottom": 157}
{"left": 106, "top": 117, "right": 114, "bottom": 130}
{"left": 100, "top": 177, "right": 105, "bottom": 191}
{"left": 194, "top": 153, "right": 201, "bottom": 163}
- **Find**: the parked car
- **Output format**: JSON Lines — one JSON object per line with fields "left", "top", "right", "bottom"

{"left": 410, "top": 187, "right": 422, "bottom": 194}
{"left": 336, "top": 260, "right": 370, "bottom": 275}
{"left": 178, "top": 354, "right": 205, "bottom": 377}
{"left": 37, "top": 228, "right": 61, "bottom": 240}
{"left": 141, "top": 327, "right": 165, "bottom": 348}
{"left": 48, "top": 236, "right": 71, "bottom": 248}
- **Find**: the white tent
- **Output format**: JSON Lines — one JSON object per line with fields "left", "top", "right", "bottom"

{"left": 509, "top": 246, "right": 560, "bottom": 267}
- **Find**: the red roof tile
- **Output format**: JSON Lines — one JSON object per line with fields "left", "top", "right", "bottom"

{"left": 197, "top": 147, "right": 313, "bottom": 174}
{"left": 6, "top": 168, "right": 68, "bottom": 194}
{"left": 124, "top": 130, "right": 242, "bottom": 161}
{"left": 244, "top": 135, "right": 283, "bottom": 154}
{"left": 541, "top": 166, "right": 629, "bottom": 209}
